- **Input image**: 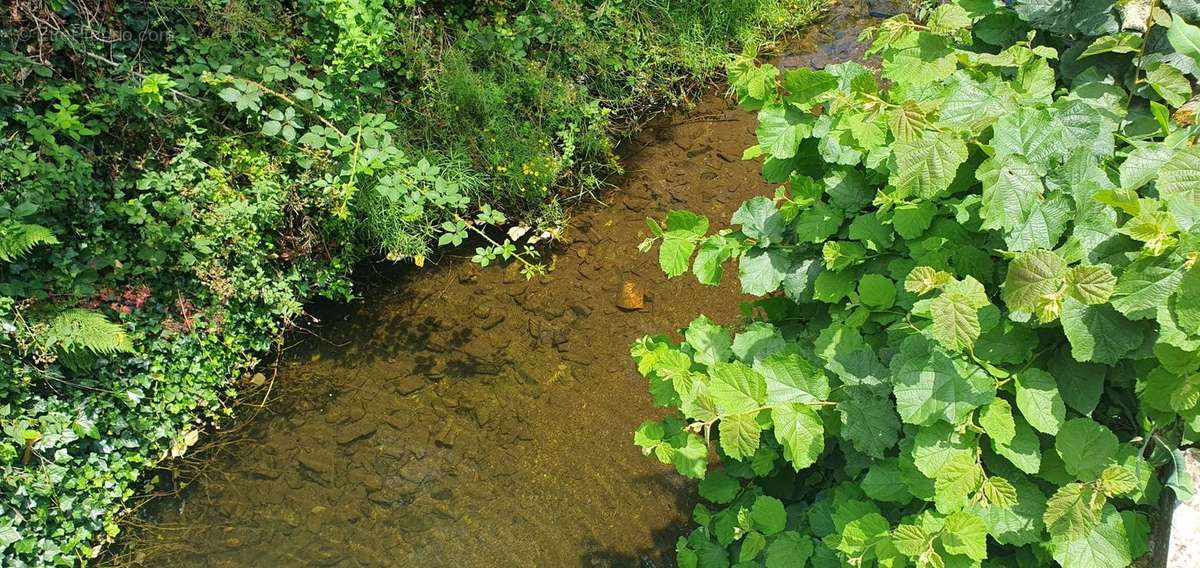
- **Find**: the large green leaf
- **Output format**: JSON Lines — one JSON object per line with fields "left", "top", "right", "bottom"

{"left": 772, "top": 404, "right": 825, "bottom": 471}
{"left": 890, "top": 130, "right": 969, "bottom": 199}
{"left": 891, "top": 336, "right": 996, "bottom": 425}
{"left": 1015, "top": 368, "right": 1065, "bottom": 435}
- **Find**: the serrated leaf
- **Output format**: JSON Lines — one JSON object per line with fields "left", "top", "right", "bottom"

{"left": 732, "top": 197, "right": 785, "bottom": 246}
{"left": 710, "top": 362, "right": 767, "bottom": 415}
{"left": 905, "top": 266, "right": 953, "bottom": 294}
{"left": 892, "top": 336, "right": 997, "bottom": 425}
{"left": 978, "top": 155, "right": 1044, "bottom": 231}
{"left": 979, "top": 398, "right": 1017, "bottom": 445}
{"left": 698, "top": 468, "right": 741, "bottom": 504}
{"left": 751, "top": 496, "right": 787, "bottom": 535}
{"left": 765, "top": 532, "right": 813, "bottom": 568}
{"left": 838, "top": 385, "right": 902, "bottom": 458}
{"left": 891, "top": 130, "right": 969, "bottom": 199}
{"left": 772, "top": 404, "right": 825, "bottom": 471}
{"left": 1061, "top": 298, "right": 1144, "bottom": 364}
{"left": 755, "top": 351, "right": 829, "bottom": 405}
{"left": 980, "top": 476, "right": 1018, "bottom": 509}
{"left": 1065, "top": 264, "right": 1115, "bottom": 305}
{"left": 934, "top": 453, "right": 984, "bottom": 513}
{"left": 942, "top": 511, "right": 988, "bottom": 561}
{"left": 1056, "top": 417, "right": 1118, "bottom": 481}
{"left": 719, "top": 412, "right": 762, "bottom": 461}
{"left": 1015, "top": 368, "right": 1065, "bottom": 435}
{"left": 1051, "top": 505, "right": 1132, "bottom": 568}
{"left": 1002, "top": 249, "right": 1066, "bottom": 314}
{"left": 739, "top": 248, "right": 789, "bottom": 296}
{"left": 1044, "top": 482, "right": 1104, "bottom": 540}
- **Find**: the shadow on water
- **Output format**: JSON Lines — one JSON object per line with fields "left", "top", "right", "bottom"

{"left": 109, "top": 2, "right": 895, "bottom": 566}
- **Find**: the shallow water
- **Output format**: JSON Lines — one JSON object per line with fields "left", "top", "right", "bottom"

{"left": 119, "top": 3, "right": 882, "bottom": 566}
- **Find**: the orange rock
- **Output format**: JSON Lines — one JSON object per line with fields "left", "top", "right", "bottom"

{"left": 617, "top": 281, "right": 644, "bottom": 310}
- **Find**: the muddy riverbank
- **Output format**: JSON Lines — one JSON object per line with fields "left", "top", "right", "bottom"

{"left": 115, "top": 3, "right": 881, "bottom": 566}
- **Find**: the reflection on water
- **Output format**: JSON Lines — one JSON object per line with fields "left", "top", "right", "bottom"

{"left": 120, "top": 4, "right": 881, "bottom": 565}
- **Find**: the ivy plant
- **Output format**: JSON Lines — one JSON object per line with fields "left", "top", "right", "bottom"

{"left": 635, "top": 2, "right": 1200, "bottom": 566}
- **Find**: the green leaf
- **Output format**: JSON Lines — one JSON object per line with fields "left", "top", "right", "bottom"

{"left": 751, "top": 496, "right": 788, "bottom": 535}
{"left": 739, "top": 248, "right": 789, "bottom": 296}
{"left": 660, "top": 236, "right": 697, "bottom": 278}
{"left": 699, "top": 469, "right": 741, "bottom": 504}
{"left": 942, "top": 511, "right": 988, "bottom": 561}
{"left": 1061, "top": 298, "right": 1144, "bottom": 364}
{"left": 732, "top": 197, "right": 785, "bottom": 246}
{"left": 739, "top": 531, "right": 766, "bottom": 563}
{"left": 1159, "top": 147, "right": 1200, "bottom": 207}
{"left": 1146, "top": 62, "right": 1192, "bottom": 107}
{"left": 1056, "top": 417, "right": 1118, "bottom": 481}
{"left": 837, "top": 385, "right": 902, "bottom": 458}
{"left": 890, "top": 130, "right": 968, "bottom": 199}
{"left": 1051, "top": 505, "right": 1132, "bottom": 568}
{"left": 693, "top": 235, "right": 737, "bottom": 285}
{"left": 772, "top": 404, "right": 825, "bottom": 471}
{"left": 1044, "top": 482, "right": 1104, "bottom": 539}
{"left": 1002, "top": 249, "right": 1066, "bottom": 315}
{"left": 905, "top": 266, "right": 952, "bottom": 294}
{"left": 1079, "top": 33, "right": 1142, "bottom": 57}
{"left": 991, "top": 107, "right": 1063, "bottom": 172}
{"left": 892, "top": 202, "right": 936, "bottom": 239}
{"left": 995, "top": 417, "right": 1043, "bottom": 474}
{"left": 1169, "top": 13, "right": 1200, "bottom": 68}
{"left": 862, "top": 459, "right": 913, "bottom": 503}
{"left": 1015, "top": 368, "right": 1065, "bottom": 435}
{"left": 1167, "top": 446, "right": 1197, "bottom": 501}
{"left": 979, "top": 398, "right": 1016, "bottom": 445}
{"left": 1065, "top": 264, "right": 1115, "bottom": 305}
{"left": 934, "top": 453, "right": 984, "bottom": 513}
{"left": 858, "top": 274, "right": 897, "bottom": 309}
{"left": 930, "top": 289, "right": 984, "bottom": 351}
{"left": 783, "top": 68, "right": 837, "bottom": 105}
{"left": 719, "top": 412, "right": 762, "bottom": 461}
{"left": 765, "top": 532, "right": 813, "bottom": 568}
{"left": 1110, "top": 262, "right": 1186, "bottom": 321}
{"left": 710, "top": 362, "right": 767, "bottom": 415}
{"left": 757, "top": 104, "right": 812, "bottom": 159}
{"left": 686, "top": 315, "right": 733, "bottom": 366}
{"left": 891, "top": 335, "right": 996, "bottom": 425}
{"left": 978, "top": 155, "right": 1044, "bottom": 231}
{"left": 755, "top": 351, "right": 829, "bottom": 405}
{"left": 968, "top": 476, "right": 1046, "bottom": 546}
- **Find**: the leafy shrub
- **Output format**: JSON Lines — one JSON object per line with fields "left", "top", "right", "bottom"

{"left": 635, "top": 2, "right": 1200, "bottom": 566}
{"left": 0, "top": 0, "right": 827, "bottom": 565}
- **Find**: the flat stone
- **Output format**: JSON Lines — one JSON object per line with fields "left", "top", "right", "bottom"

{"left": 390, "top": 374, "right": 426, "bottom": 396}
{"left": 335, "top": 421, "right": 377, "bottom": 446}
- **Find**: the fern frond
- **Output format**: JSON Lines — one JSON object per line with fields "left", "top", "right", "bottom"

{"left": 0, "top": 221, "right": 59, "bottom": 262}
{"left": 45, "top": 309, "right": 134, "bottom": 356}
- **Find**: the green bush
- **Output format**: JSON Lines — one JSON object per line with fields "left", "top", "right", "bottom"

{"left": 636, "top": 2, "right": 1200, "bottom": 566}
{"left": 0, "top": 0, "right": 826, "bottom": 564}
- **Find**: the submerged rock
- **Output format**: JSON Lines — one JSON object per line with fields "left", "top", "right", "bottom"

{"left": 617, "top": 280, "right": 644, "bottom": 310}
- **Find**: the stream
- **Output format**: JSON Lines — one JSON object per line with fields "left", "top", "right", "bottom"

{"left": 120, "top": 4, "right": 880, "bottom": 566}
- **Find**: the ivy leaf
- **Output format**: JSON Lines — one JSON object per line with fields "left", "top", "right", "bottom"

{"left": 772, "top": 404, "right": 825, "bottom": 471}
{"left": 890, "top": 130, "right": 968, "bottom": 199}
{"left": 1015, "top": 368, "right": 1066, "bottom": 435}
{"left": 1056, "top": 417, "right": 1118, "bottom": 481}
{"left": 891, "top": 335, "right": 996, "bottom": 425}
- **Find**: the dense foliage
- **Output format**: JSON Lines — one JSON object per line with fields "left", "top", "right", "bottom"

{"left": 0, "top": 0, "right": 825, "bottom": 564}
{"left": 634, "top": 1, "right": 1200, "bottom": 566}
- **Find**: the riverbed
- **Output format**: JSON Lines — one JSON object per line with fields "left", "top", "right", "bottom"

{"left": 117, "top": 3, "right": 878, "bottom": 566}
